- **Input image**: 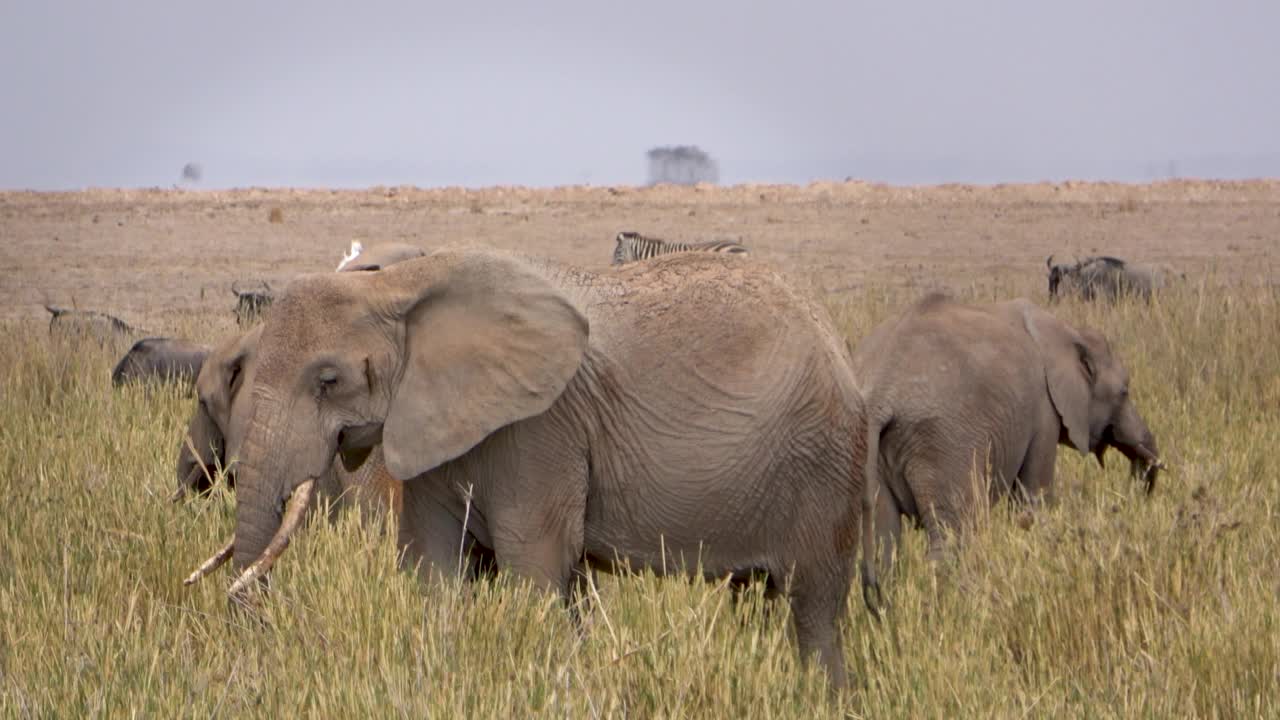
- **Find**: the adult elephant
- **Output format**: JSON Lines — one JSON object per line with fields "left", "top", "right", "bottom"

{"left": 174, "top": 325, "right": 402, "bottom": 522}
{"left": 336, "top": 241, "right": 426, "bottom": 272}
{"left": 854, "top": 293, "right": 1163, "bottom": 610}
{"left": 184, "top": 248, "right": 869, "bottom": 689}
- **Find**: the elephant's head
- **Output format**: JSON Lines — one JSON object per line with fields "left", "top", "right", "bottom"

{"left": 1019, "top": 301, "right": 1163, "bottom": 492}
{"left": 183, "top": 250, "right": 589, "bottom": 603}
{"left": 174, "top": 326, "right": 261, "bottom": 501}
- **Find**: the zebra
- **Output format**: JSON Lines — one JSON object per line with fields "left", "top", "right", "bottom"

{"left": 611, "top": 231, "right": 749, "bottom": 265}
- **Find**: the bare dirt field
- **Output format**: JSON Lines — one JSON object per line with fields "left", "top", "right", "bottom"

{"left": 3, "top": 179, "right": 1277, "bottom": 331}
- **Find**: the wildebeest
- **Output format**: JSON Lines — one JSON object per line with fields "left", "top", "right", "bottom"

{"left": 45, "top": 305, "right": 141, "bottom": 346}
{"left": 1046, "top": 255, "right": 1164, "bottom": 302}
{"left": 111, "top": 337, "right": 211, "bottom": 389}
{"left": 231, "top": 281, "right": 274, "bottom": 326}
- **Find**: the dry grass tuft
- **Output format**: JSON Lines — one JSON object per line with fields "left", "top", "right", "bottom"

{"left": 268, "top": 207, "right": 284, "bottom": 224}
{"left": 1, "top": 280, "right": 1277, "bottom": 716}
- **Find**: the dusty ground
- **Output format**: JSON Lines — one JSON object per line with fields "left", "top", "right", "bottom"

{"left": 2, "top": 180, "right": 1277, "bottom": 332}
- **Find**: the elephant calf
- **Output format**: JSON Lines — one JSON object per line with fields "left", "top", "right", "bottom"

{"left": 112, "top": 337, "right": 210, "bottom": 390}
{"left": 853, "top": 293, "right": 1163, "bottom": 608}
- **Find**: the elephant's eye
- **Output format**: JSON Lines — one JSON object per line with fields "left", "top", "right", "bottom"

{"left": 318, "top": 368, "right": 339, "bottom": 392}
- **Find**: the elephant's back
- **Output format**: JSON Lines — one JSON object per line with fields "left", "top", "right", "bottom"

{"left": 854, "top": 296, "right": 1038, "bottom": 409}
{"left": 589, "top": 253, "right": 857, "bottom": 400}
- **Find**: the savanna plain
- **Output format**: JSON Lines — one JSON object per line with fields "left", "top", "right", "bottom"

{"left": 1, "top": 181, "right": 1278, "bottom": 717}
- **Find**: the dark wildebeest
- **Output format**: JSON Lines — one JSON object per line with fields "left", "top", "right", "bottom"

{"left": 232, "top": 281, "right": 274, "bottom": 326}
{"left": 45, "top": 305, "right": 141, "bottom": 346}
{"left": 1046, "top": 255, "right": 1164, "bottom": 303}
{"left": 111, "top": 337, "right": 211, "bottom": 390}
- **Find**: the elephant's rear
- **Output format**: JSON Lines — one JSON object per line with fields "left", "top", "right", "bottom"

{"left": 583, "top": 253, "right": 869, "bottom": 596}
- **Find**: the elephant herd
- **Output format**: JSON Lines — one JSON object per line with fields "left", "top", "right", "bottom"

{"left": 72, "top": 235, "right": 1167, "bottom": 692}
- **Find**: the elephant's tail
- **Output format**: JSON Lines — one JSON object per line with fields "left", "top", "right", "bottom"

{"left": 860, "top": 411, "right": 887, "bottom": 620}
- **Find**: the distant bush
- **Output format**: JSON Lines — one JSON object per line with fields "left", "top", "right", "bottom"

{"left": 646, "top": 145, "right": 719, "bottom": 186}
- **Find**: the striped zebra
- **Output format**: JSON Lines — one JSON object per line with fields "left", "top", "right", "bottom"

{"left": 611, "top": 231, "right": 749, "bottom": 265}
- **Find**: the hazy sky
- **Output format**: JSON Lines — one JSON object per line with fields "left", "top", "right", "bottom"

{"left": 2, "top": 1, "right": 1278, "bottom": 189}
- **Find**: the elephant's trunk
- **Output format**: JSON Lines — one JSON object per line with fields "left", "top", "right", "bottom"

{"left": 220, "top": 396, "right": 330, "bottom": 605}
{"left": 227, "top": 477, "right": 316, "bottom": 602}
{"left": 1108, "top": 406, "right": 1163, "bottom": 494}
{"left": 227, "top": 429, "right": 289, "bottom": 591}
{"left": 1129, "top": 444, "right": 1164, "bottom": 494}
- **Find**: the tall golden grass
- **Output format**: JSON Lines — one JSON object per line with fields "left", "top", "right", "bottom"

{"left": 1, "top": 278, "right": 1276, "bottom": 717}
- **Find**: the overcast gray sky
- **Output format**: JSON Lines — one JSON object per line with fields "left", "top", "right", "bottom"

{"left": 2, "top": 1, "right": 1277, "bottom": 189}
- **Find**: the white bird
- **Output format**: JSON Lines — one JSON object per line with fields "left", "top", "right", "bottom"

{"left": 336, "top": 240, "right": 364, "bottom": 271}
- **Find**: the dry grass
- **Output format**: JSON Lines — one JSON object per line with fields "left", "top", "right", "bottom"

{"left": 1, "top": 277, "right": 1277, "bottom": 717}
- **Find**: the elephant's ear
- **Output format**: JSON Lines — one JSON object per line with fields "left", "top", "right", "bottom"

{"left": 381, "top": 251, "right": 589, "bottom": 480}
{"left": 1016, "top": 300, "right": 1093, "bottom": 453}
{"left": 197, "top": 327, "right": 259, "bottom": 457}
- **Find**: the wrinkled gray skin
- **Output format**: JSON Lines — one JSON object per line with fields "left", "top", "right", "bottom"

{"left": 1046, "top": 255, "right": 1164, "bottom": 302}
{"left": 174, "top": 325, "right": 402, "bottom": 523}
{"left": 855, "top": 293, "right": 1162, "bottom": 611}
{"left": 337, "top": 241, "right": 426, "bottom": 272}
{"left": 45, "top": 304, "right": 141, "bottom": 347}
{"left": 211, "top": 249, "right": 868, "bottom": 689}
{"left": 112, "top": 337, "right": 210, "bottom": 390}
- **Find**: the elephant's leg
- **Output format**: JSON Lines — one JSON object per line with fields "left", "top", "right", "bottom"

{"left": 490, "top": 524, "right": 584, "bottom": 602}
{"left": 486, "top": 450, "right": 589, "bottom": 608}
{"left": 1016, "top": 409, "right": 1061, "bottom": 509}
{"left": 398, "top": 480, "right": 476, "bottom": 587}
{"left": 785, "top": 561, "right": 851, "bottom": 691}
{"left": 903, "top": 456, "right": 961, "bottom": 566}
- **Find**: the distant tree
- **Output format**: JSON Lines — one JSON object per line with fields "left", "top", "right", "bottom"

{"left": 646, "top": 146, "right": 719, "bottom": 186}
{"left": 181, "top": 162, "right": 203, "bottom": 183}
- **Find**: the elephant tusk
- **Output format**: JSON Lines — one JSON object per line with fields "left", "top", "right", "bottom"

{"left": 227, "top": 478, "right": 316, "bottom": 597}
{"left": 183, "top": 539, "right": 235, "bottom": 586}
